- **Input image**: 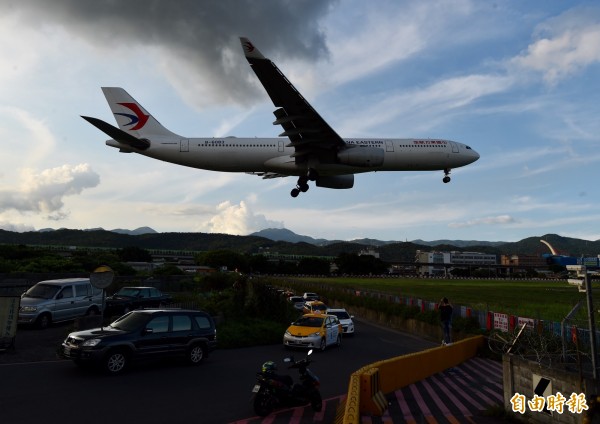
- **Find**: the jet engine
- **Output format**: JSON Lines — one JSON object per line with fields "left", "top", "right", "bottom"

{"left": 337, "top": 147, "right": 384, "bottom": 167}
{"left": 316, "top": 174, "right": 354, "bottom": 189}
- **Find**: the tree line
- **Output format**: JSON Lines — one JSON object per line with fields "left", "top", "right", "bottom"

{"left": 0, "top": 245, "right": 389, "bottom": 276}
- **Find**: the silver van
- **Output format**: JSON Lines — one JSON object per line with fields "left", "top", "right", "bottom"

{"left": 18, "top": 278, "right": 103, "bottom": 329}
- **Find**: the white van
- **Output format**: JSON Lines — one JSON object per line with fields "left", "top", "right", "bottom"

{"left": 18, "top": 278, "right": 103, "bottom": 329}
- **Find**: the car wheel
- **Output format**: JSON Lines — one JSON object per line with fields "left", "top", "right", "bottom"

{"left": 103, "top": 349, "right": 128, "bottom": 375}
{"left": 319, "top": 338, "right": 326, "bottom": 352}
{"left": 85, "top": 306, "right": 99, "bottom": 316}
{"left": 336, "top": 334, "right": 342, "bottom": 347}
{"left": 36, "top": 313, "right": 51, "bottom": 329}
{"left": 187, "top": 344, "right": 205, "bottom": 365}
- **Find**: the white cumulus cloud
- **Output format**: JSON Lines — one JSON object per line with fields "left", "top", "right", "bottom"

{"left": 196, "top": 200, "right": 283, "bottom": 235}
{"left": 0, "top": 164, "right": 100, "bottom": 220}
{"left": 512, "top": 6, "right": 600, "bottom": 84}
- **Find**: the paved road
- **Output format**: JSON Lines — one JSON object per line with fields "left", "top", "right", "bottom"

{"left": 0, "top": 319, "right": 437, "bottom": 424}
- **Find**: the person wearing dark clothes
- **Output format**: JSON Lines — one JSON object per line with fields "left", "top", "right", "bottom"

{"left": 439, "top": 297, "right": 453, "bottom": 345}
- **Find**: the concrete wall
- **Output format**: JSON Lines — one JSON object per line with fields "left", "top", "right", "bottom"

{"left": 503, "top": 355, "right": 600, "bottom": 423}
{"left": 338, "top": 335, "right": 485, "bottom": 423}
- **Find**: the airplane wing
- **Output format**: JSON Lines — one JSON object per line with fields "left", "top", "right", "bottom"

{"left": 81, "top": 116, "right": 150, "bottom": 150}
{"left": 240, "top": 37, "right": 346, "bottom": 165}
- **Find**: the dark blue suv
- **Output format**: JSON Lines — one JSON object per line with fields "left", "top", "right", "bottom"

{"left": 61, "top": 309, "right": 217, "bottom": 374}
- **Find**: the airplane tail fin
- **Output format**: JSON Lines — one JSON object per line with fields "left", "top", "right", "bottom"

{"left": 101, "top": 87, "right": 180, "bottom": 138}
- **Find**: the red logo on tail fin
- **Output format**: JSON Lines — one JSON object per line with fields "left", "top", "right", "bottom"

{"left": 115, "top": 103, "right": 149, "bottom": 130}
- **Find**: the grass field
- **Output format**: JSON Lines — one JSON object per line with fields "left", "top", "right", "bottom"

{"left": 293, "top": 277, "right": 595, "bottom": 323}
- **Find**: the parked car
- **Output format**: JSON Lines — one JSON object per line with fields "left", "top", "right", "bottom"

{"left": 18, "top": 278, "right": 103, "bottom": 329}
{"left": 326, "top": 308, "right": 355, "bottom": 335}
{"left": 283, "top": 313, "right": 342, "bottom": 351}
{"left": 105, "top": 286, "right": 172, "bottom": 315}
{"left": 302, "top": 292, "right": 320, "bottom": 301}
{"left": 302, "top": 300, "right": 328, "bottom": 315}
{"left": 288, "top": 296, "right": 305, "bottom": 311}
{"left": 61, "top": 308, "right": 217, "bottom": 374}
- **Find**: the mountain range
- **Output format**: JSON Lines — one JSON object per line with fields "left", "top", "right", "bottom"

{"left": 249, "top": 228, "right": 508, "bottom": 248}
{"left": 1, "top": 227, "right": 598, "bottom": 262}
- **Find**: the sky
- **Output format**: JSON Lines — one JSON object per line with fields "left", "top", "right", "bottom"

{"left": 1, "top": 0, "right": 599, "bottom": 243}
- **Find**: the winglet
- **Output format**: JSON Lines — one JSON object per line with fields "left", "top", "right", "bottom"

{"left": 240, "top": 37, "right": 266, "bottom": 60}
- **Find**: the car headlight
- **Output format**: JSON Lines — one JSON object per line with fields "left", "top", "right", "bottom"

{"left": 20, "top": 306, "right": 37, "bottom": 313}
{"left": 309, "top": 331, "right": 321, "bottom": 337}
{"left": 284, "top": 330, "right": 291, "bottom": 336}
{"left": 82, "top": 338, "right": 102, "bottom": 347}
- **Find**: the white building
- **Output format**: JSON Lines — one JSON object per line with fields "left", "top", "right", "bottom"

{"left": 415, "top": 250, "right": 497, "bottom": 276}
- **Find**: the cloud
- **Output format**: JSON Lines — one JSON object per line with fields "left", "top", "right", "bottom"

{"left": 448, "top": 215, "right": 516, "bottom": 229}
{"left": 339, "top": 73, "right": 514, "bottom": 135}
{"left": 0, "top": 164, "right": 100, "bottom": 219}
{"left": 196, "top": 200, "right": 283, "bottom": 235}
{"left": 0, "top": 222, "right": 35, "bottom": 233}
{"left": 6, "top": 0, "right": 336, "bottom": 109}
{"left": 512, "top": 6, "right": 600, "bottom": 84}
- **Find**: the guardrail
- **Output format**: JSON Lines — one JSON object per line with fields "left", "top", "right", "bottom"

{"left": 336, "top": 335, "right": 485, "bottom": 423}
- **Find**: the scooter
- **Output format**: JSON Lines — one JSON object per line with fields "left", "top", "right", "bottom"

{"left": 251, "top": 349, "right": 322, "bottom": 417}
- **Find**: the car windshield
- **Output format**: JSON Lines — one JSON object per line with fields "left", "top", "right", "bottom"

{"left": 329, "top": 311, "right": 350, "bottom": 320}
{"left": 293, "top": 316, "right": 324, "bottom": 328}
{"left": 115, "top": 287, "right": 141, "bottom": 297}
{"left": 110, "top": 312, "right": 150, "bottom": 331}
{"left": 23, "top": 284, "right": 60, "bottom": 299}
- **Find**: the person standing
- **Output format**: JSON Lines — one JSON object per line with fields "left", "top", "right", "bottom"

{"left": 439, "top": 297, "right": 453, "bottom": 345}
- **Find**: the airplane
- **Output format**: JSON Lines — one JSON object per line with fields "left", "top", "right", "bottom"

{"left": 82, "top": 37, "right": 480, "bottom": 198}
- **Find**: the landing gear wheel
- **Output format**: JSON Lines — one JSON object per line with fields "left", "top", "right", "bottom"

{"left": 291, "top": 188, "right": 300, "bottom": 197}
{"left": 299, "top": 183, "right": 309, "bottom": 192}
{"left": 443, "top": 168, "right": 451, "bottom": 183}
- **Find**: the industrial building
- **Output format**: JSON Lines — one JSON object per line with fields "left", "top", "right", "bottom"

{"left": 415, "top": 250, "right": 497, "bottom": 276}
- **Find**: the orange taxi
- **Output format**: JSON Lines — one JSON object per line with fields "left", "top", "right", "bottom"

{"left": 283, "top": 313, "right": 342, "bottom": 351}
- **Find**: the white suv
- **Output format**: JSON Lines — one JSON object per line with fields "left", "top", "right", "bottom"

{"left": 19, "top": 278, "right": 103, "bottom": 329}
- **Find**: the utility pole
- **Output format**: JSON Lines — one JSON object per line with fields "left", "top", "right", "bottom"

{"left": 568, "top": 265, "right": 598, "bottom": 379}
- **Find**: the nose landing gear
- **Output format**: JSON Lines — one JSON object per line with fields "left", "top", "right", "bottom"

{"left": 443, "top": 168, "right": 451, "bottom": 184}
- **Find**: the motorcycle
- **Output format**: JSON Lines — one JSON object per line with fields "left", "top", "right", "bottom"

{"left": 251, "top": 349, "right": 322, "bottom": 417}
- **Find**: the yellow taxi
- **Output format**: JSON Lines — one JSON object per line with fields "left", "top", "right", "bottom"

{"left": 302, "top": 300, "right": 328, "bottom": 315}
{"left": 283, "top": 313, "right": 342, "bottom": 351}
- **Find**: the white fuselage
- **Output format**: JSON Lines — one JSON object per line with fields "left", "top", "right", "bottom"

{"left": 107, "top": 137, "right": 479, "bottom": 177}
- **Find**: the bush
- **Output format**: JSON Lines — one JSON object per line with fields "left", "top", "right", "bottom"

{"left": 217, "top": 318, "right": 288, "bottom": 348}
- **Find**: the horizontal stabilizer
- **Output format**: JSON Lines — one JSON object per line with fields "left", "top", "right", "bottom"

{"left": 246, "top": 172, "right": 287, "bottom": 179}
{"left": 81, "top": 116, "right": 150, "bottom": 150}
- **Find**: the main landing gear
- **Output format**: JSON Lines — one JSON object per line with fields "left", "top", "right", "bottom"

{"left": 443, "top": 168, "right": 451, "bottom": 184}
{"left": 290, "top": 169, "right": 318, "bottom": 198}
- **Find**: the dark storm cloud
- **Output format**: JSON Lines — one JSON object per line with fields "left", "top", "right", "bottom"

{"left": 5, "top": 0, "right": 336, "bottom": 106}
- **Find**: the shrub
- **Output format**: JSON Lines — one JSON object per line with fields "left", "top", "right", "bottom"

{"left": 217, "top": 318, "right": 288, "bottom": 348}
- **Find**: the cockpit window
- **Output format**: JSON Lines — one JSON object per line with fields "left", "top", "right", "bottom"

{"left": 466, "top": 146, "right": 472, "bottom": 150}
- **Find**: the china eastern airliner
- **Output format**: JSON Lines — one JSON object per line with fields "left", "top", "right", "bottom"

{"left": 82, "top": 37, "right": 480, "bottom": 197}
